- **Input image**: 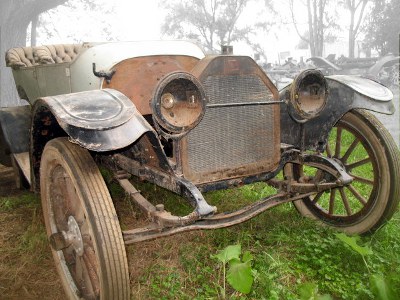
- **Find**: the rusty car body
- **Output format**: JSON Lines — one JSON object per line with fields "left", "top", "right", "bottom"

{"left": 1, "top": 41, "right": 399, "bottom": 299}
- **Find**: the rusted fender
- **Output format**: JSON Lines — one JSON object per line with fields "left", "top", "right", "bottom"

{"left": 280, "top": 75, "right": 394, "bottom": 151}
{"left": 32, "top": 88, "right": 153, "bottom": 152}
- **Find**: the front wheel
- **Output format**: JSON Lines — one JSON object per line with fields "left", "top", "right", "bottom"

{"left": 287, "top": 109, "right": 400, "bottom": 234}
{"left": 40, "top": 138, "right": 130, "bottom": 299}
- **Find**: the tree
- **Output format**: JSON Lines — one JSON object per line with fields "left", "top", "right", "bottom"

{"left": 343, "top": 0, "right": 370, "bottom": 58}
{"left": 364, "top": 0, "right": 400, "bottom": 55}
{"left": 34, "top": 0, "right": 117, "bottom": 45}
{"left": 161, "top": 0, "right": 253, "bottom": 53}
{"left": 0, "top": 0, "right": 67, "bottom": 107}
{"left": 289, "top": 0, "right": 337, "bottom": 56}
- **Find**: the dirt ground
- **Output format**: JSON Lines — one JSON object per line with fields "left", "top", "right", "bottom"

{"left": 0, "top": 164, "right": 66, "bottom": 299}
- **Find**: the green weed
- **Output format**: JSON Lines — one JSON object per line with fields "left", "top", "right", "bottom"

{"left": 212, "top": 244, "right": 254, "bottom": 297}
{"left": 0, "top": 193, "right": 40, "bottom": 211}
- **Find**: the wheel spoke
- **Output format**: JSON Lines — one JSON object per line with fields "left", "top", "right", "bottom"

{"left": 83, "top": 246, "right": 100, "bottom": 296}
{"left": 329, "top": 189, "right": 336, "bottom": 214}
{"left": 341, "top": 138, "right": 360, "bottom": 163}
{"left": 313, "top": 170, "right": 325, "bottom": 183}
{"left": 75, "top": 255, "right": 84, "bottom": 290}
{"left": 335, "top": 127, "right": 342, "bottom": 158}
{"left": 339, "top": 188, "right": 352, "bottom": 216}
{"left": 347, "top": 185, "right": 367, "bottom": 206}
{"left": 346, "top": 157, "right": 371, "bottom": 170}
{"left": 312, "top": 192, "right": 323, "bottom": 204}
{"left": 76, "top": 254, "right": 97, "bottom": 299}
{"left": 325, "top": 142, "right": 333, "bottom": 158}
{"left": 351, "top": 174, "right": 374, "bottom": 185}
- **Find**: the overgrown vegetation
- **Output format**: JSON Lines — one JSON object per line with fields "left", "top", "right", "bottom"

{"left": 111, "top": 179, "right": 400, "bottom": 299}
{"left": 1, "top": 172, "right": 399, "bottom": 299}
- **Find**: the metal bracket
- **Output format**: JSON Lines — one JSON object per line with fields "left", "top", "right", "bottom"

{"left": 295, "top": 153, "right": 353, "bottom": 185}
{"left": 92, "top": 63, "right": 116, "bottom": 84}
{"left": 117, "top": 177, "right": 211, "bottom": 228}
{"left": 112, "top": 154, "right": 217, "bottom": 217}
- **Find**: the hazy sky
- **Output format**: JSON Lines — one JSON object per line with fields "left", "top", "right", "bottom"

{"left": 34, "top": 0, "right": 370, "bottom": 63}
{"left": 114, "top": 0, "right": 165, "bottom": 41}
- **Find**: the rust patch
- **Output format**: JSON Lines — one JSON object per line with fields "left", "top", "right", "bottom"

{"left": 103, "top": 55, "right": 200, "bottom": 115}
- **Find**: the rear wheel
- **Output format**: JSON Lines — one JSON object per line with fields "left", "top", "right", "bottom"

{"left": 288, "top": 109, "right": 400, "bottom": 234}
{"left": 40, "top": 138, "right": 130, "bottom": 299}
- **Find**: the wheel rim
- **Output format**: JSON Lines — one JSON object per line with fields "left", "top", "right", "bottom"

{"left": 297, "top": 117, "right": 380, "bottom": 226}
{"left": 48, "top": 164, "right": 100, "bottom": 299}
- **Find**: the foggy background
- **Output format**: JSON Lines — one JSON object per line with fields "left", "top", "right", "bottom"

{"left": 0, "top": 0, "right": 398, "bottom": 142}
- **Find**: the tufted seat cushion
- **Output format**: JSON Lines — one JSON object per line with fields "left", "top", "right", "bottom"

{"left": 40, "top": 44, "right": 82, "bottom": 64}
{"left": 6, "top": 44, "right": 82, "bottom": 69}
{"left": 5, "top": 47, "right": 37, "bottom": 68}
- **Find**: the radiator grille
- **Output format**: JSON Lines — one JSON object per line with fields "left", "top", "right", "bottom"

{"left": 183, "top": 74, "right": 279, "bottom": 183}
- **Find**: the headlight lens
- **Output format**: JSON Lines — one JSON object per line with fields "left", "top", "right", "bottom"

{"left": 290, "top": 69, "right": 328, "bottom": 121}
{"left": 151, "top": 72, "right": 206, "bottom": 134}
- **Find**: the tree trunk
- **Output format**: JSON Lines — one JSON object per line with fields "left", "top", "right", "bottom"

{"left": 316, "top": 0, "right": 325, "bottom": 56}
{"left": 347, "top": 0, "right": 369, "bottom": 58}
{"left": 307, "top": 0, "right": 316, "bottom": 56}
{"left": 0, "top": 0, "right": 67, "bottom": 107}
{"left": 0, "top": 13, "right": 29, "bottom": 107}
{"left": 349, "top": 28, "right": 355, "bottom": 58}
{"left": 348, "top": 0, "right": 356, "bottom": 58}
{"left": 31, "top": 15, "right": 38, "bottom": 47}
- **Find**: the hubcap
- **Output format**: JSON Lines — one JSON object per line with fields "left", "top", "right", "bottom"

{"left": 66, "top": 216, "right": 84, "bottom": 256}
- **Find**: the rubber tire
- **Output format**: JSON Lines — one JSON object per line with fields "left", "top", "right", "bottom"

{"left": 40, "top": 138, "right": 130, "bottom": 299}
{"left": 291, "top": 109, "right": 400, "bottom": 234}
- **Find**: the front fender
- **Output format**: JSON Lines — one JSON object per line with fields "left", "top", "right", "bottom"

{"left": 280, "top": 75, "right": 394, "bottom": 151}
{"left": 32, "top": 88, "right": 153, "bottom": 152}
{"left": 327, "top": 75, "right": 394, "bottom": 113}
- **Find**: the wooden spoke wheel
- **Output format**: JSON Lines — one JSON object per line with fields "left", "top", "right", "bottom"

{"left": 288, "top": 109, "right": 400, "bottom": 234}
{"left": 40, "top": 138, "right": 129, "bottom": 299}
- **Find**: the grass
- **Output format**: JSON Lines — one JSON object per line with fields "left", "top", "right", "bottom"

{"left": 0, "top": 192, "right": 65, "bottom": 299}
{"left": 108, "top": 176, "right": 400, "bottom": 300}
{"left": 0, "top": 179, "right": 399, "bottom": 299}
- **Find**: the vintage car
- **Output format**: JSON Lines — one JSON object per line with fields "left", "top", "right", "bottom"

{"left": 1, "top": 41, "right": 399, "bottom": 299}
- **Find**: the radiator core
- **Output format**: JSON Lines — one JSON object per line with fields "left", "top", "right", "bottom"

{"left": 181, "top": 73, "right": 280, "bottom": 184}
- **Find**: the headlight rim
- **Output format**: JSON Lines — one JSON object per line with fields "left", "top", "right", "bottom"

{"left": 289, "top": 69, "right": 328, "bottom": 122}
{"left": 151, "top": 71, "right": 207, "bottom": 136}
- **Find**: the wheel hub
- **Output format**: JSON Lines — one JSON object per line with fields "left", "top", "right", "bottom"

{"left": 65, "top": 216, "right": 84, "bottom": 256}
{"left": 49, "top": 216, "right": 84, "bottom": 256}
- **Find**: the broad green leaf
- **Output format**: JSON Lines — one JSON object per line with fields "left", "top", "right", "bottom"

{"left": 298, "top": 282, "right": 333, "bottom": 300}
{"left": 298, "top": 282, "right": 318, "bottom": 299}
{"left": 335, "top": 233, "right": 373, "bottom": 256}
{"left": 227, "top": 259, "right": 253, "bottom": 294}
{"left": 242, "top": 250, "right": 253, "bottom": 263}
{"left": 212, "top": 244, "right": 241, "bottom": 264}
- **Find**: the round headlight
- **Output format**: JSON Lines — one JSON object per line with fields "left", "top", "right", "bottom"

{"left": 151, "top": 72, "right": 206, "bottom": 135}
{"left": 290, "top": 69, "right": 328, "bottom": 121}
